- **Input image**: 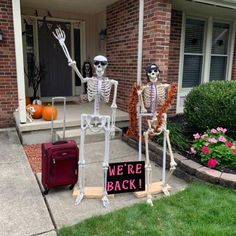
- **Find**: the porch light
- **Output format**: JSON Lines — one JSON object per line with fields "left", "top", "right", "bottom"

{"left": 0, "top": 29, "right": 3, "bottom": 41}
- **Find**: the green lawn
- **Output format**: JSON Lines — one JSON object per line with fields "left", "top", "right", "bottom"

{"left": 59, "top": 182, "right": 236, "bottom": 236}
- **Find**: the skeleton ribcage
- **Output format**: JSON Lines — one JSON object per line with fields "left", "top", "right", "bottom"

{"left": 87, "top": 77, "right": 112, "bottom": 103}
{"left": 143, "top": 83, "right": 166, "bottom": 112}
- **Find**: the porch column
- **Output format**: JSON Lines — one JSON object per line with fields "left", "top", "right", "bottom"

{"left": 12, "top": 0, "right": 26, "bottom": 123}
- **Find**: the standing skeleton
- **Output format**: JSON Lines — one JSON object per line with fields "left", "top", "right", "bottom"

{"left": 53, "top": 28, "right": 118, "bottom": 207}
{"left": 137, "top": 64, "right": 177, "bottom": 206}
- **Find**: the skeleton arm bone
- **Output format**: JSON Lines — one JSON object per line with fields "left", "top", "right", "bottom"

{"left": 137, "top": 86, "right": 147, "bottom": 113}
{"left": 53, "top": 27, "right": 88, "bottom": 83}
{"left": 110, "top": 80, "right": 118, "bottom": 134}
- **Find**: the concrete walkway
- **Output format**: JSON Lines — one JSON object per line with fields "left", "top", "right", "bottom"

{"left": 0, "top": 129, "right": 56, "bottom": 236}
{"left": 0, "top": 129, "right": 188, "bottom": 235}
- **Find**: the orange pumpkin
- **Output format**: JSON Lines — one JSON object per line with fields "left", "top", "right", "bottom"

{"left": 42, "top": 104, "right": 58, "bottom": 121}
{"left": 25, "top": 96, "right": 31, "bottom": 106}
{"left": 31, "top": 104, "right": 43, "bottom": 119}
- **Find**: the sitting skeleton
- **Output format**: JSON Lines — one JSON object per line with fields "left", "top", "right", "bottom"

{"left": 53, "top": 27, "right": 118, "bottom": 207}
{"left": 26, "top": 105, "right": 35, "bottom": 123}
{"left": 138, "top": 64, "right": 177, "bottom": 206}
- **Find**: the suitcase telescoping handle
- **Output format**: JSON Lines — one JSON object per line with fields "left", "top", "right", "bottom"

{"left": 51, "top": 97, "right": 66, "bottom": 143}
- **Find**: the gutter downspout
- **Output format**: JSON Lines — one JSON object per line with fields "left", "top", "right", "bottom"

{"left": 137, "top": 0, "right": 144, "bottom": 161}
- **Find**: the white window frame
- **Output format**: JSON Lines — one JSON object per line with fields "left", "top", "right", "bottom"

{"left": 177, "top": 12, "right": 236, "bottom": 113}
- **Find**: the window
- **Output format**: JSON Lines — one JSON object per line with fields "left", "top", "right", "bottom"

{"left": 210, "top": 22, "right": 230, "bottom": 81}
{"left": 182, "top": 19, "right": 205, "bottom": 88}
{"left": 182, "top": 18, "right": 232, "bottom": 88}
{"left": 177, "top": 14, "right": 235, "bottom": 113}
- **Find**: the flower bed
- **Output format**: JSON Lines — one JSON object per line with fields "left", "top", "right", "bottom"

{"left": 191, "top": 127, "right": 236, "bottom": 171}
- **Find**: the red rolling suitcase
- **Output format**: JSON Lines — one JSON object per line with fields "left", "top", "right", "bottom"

{"left": 41, "top": 97, "right": 79, "bottom": 194}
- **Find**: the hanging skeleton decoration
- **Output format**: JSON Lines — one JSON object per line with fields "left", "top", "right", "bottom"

{"left": 127, "top": 63, "right": 177, "bottom": 206}
{"left": 53, "top": 28, "right": 118, "bottom": 207}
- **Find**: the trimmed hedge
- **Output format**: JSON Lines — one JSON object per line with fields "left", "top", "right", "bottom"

{"left": 184, "top": 81, "right": 236, "bottom": 136}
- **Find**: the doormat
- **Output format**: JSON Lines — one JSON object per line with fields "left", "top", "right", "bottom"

{"left": 23, "top": 144, "right": 42, "bottom": 173}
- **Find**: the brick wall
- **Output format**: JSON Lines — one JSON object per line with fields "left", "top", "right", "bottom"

{"left": 168, "top": 10, "right": 182, "bottom": 112}
{"left": 106, "top": 0, "right": 172, "bottom": 113}
{"left": 0, "top": 0, "right": 18, "bottom": 128}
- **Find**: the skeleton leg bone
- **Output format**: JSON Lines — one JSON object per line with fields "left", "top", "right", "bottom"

{"left": 144, "top": 131, "right": 153, "bottom": 207}
{"left": 102, "top": 116, "right": 111, "bottom": 207}
{"left": 75, "top": 114, "right": 87, "bottom": 205}
{"left": 163, "top": 128, "right": 177, "bottom": 189}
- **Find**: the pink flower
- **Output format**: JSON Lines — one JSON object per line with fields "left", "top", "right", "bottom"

{"left": 211, "top": 129, "right": 217, "bottom": 134}
{"left": 208, "top": 158, "right": 218, "bottom": 169}
{"left": 226, "top": 142, "right": 233, "bottom": 148}
{"left": 219, "top": 136, "right": 226, "bottom": 143}
{"left": 222, "top": 128, "right": 227, "bottom": 133}
{"left": 191, "top": 147, "right": 197, "bottom": 154}
{"left": 233, "top": 150, "right": 236, "bottom": 155}
{"left": 202, "top": 147, "right": 210, "bottom": 154}
{"left": 217, "top": 127, "right": 223, "bottom": 132}
{"left": 205, "top": 142, "right": 209, "bottom": 146}
{"left": 193, "top": 133, "right": 201, "bottom": 139}
{"left": 209, "top": 138, "right": 217, "bottom": 143}
{"left": 201, "top": 134, "right": 208, "bottom": 139}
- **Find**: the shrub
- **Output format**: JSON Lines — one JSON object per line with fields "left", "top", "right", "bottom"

{"left": 153, "top": 121, "right": 190, "bottom": 153}
{"left": 184, "top": 81, "right": 236, "bottom": 137}
{"left": 191, "top": 127, "right": 236, "bottom": 169}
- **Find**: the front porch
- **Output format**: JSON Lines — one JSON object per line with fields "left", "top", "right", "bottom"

{"left": 15, "top": 102, "right": 129, "bottom": 145}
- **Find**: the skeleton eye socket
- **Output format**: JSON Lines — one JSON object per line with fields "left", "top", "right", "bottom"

{"left": 148, "top": 69, "right": 157, "bottom": 74}
{"left": 94, "top": 61, "right": 108, "bottom": 66}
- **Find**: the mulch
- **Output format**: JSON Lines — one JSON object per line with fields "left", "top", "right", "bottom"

{"left": 23, "top": 144, "right": 42, "bottom": 173}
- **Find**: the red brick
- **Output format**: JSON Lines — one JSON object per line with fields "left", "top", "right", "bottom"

{"left": 0, "top": 0, "right": 18, "bottom": 127}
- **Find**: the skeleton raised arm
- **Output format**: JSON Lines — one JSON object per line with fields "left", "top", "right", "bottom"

{"left": 53, "top": 27, "right": 88, "bottom": 83}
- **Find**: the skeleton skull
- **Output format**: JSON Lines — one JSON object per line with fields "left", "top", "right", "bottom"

{"left": 93, "top": 55, "right": 108, "bottom": 77}
{"left": 145, "top": 64, "right": 160, "bottom": 83}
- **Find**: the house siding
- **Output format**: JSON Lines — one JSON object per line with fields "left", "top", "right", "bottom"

{"left": 0, "top": 0, "right": 18, "bottom": 128}
{"left": 106, "top": 0, "right": 172, "bottom": 113}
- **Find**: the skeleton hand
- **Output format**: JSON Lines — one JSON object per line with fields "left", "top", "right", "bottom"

{"left": 53, "top": 27, "right": 66, "bottom": 46}
{"left": 53, "top": 27, "right": 73, "bottom": 64}
{"left": 137, "top": 89, "right": 142, "bottom": 96}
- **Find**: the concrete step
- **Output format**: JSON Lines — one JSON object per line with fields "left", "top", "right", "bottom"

{"left": 56, "top": 127, "right": 122, "bottom": 144}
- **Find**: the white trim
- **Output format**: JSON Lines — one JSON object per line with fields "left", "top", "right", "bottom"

{"left": 193, "top": 0, "right": 236, "bottom": 9}
{"left": 203, "top": 16, "right": 212, "bottom": 83}
{"left": 71, "top": 23, "right": 75, "bottom": 96}
{"left": 227, "top": 20, "right": 236, "bottom": 80}
{"left": 12, "top": 0, "right": 26, "bottom": 123}
{"left": 176, "top": 12, "right": 186, "bottom": 114}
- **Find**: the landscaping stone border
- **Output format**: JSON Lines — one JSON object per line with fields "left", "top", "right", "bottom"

{"left": 122, "top": 135, "right": 236, "bottom": 189}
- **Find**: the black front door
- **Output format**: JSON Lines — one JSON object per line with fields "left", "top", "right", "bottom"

{"left": 38, "top": 20, "right": 72, "bottom": 97}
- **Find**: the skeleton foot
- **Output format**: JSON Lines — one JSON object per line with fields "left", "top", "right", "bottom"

{"left": 75, "top": 192, "right": 84, "bottom": 206}
{"left": 147, "top": 194, "right": 153, "bottom": 207}
{"left": 102, "top": 195, "right": 110, "bottom": 208}
{"left": 162, "top": 186, "right": 170, "bottom": 196}
{"left": 110, "top": 127, "right": 115, "bottom": 139}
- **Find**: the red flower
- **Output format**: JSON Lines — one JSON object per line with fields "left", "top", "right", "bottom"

{"left": 226, "top": 142, "right": 233, "bottom": 148}
{"left": 208, "top": 159, "right": 218, "bottom": 169}
{"left": 202, "top": 147, "right": 210, "bottom": 154}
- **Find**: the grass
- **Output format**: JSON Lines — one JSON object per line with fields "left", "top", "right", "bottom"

{"left": 58, "top": 182, "right": 236, "bottom": 236}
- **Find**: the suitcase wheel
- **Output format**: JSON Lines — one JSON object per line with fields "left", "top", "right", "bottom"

{"left": 69, "top": 184, "right": 74, "bottom": 190}
{"left": 43, "top": 188, "right": 49, "bottom": 195}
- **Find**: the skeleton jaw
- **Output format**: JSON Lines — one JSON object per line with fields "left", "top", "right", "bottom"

{"left": 96, "top": 68, "right": 105, "bottom": 77}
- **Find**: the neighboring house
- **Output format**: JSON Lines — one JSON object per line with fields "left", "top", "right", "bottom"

{"left": 1, "top": 0, "right": 236, "bottom": 128}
